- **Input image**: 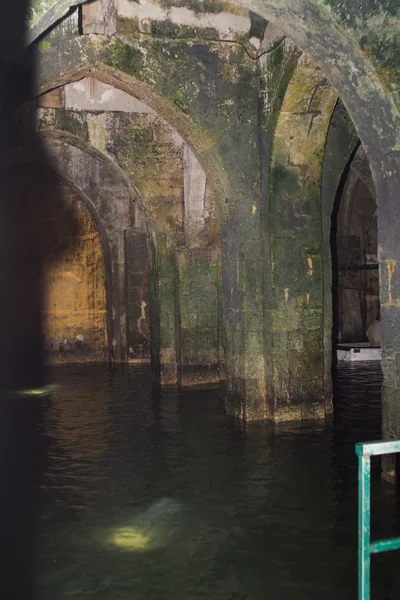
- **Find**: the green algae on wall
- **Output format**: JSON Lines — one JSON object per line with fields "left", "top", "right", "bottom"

{"left": 318, "top": 0, "right": 400, "bottom": 94}
{"left": 38, "top": 108, "right": 90, "bottom": 141}
{"left": 107, "top": 112, "right": 184, "bottom": 235}
{"left": 158, "top": 0, "right": 235, "bottom": 14}
{"left": 177, "top": 248, "right": 220, "bottom": 385}
{"left": 29, "top": 0, "right": 61, "bottom": 26}
{"left": 260, "top": 41, "right": 301, "bottom": 131}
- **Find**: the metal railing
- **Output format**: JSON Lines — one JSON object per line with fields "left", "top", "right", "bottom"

{"left": 356, "top": 440, "right": 400, "bottom": 599}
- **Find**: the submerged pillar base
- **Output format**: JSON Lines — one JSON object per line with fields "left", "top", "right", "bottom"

{"left": 179, "top": 363, "right": 220, "bottom": 387}
{"left": 225, "top": 380, "right": 328, "bottom": 422}
{"left": 225, "top": 378, "right": 268, "bottom": 421}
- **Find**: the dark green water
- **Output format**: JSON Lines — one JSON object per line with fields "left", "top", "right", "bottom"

{"left": 2, "top": 362, "right": 400, "bottom": 599}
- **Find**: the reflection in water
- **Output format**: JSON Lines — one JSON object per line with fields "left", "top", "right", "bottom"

{"left": 30, "top": 362, "right": 400, "bottom": 599}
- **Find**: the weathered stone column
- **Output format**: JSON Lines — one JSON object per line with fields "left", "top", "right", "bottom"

{"left": 223, "top": 200, "right": 267, "bottom": 420}
{"left": 125, "top": 228, "right": 151, "bottom": 360}
{"left": 177, "top": 247, "right": 220, "bottom": 386}
{"left": 378, "top": 154, "right": 400, "bottom": 481}
{"left": 265, "top": 56, "right": 337, "bottom": 420}
{"left": 110, "top": 228, "right": 129, "bottom": 362}
{"left": 176, "top": 145, "right": 221, "bottom": 387}
{"left": 0, "top": 45, "right": 47, "bottom": 390}
{"left": 157, "top": 242, "right": 180, "bottom": 385}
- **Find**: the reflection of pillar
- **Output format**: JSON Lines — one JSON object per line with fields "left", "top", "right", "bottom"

{"left": 0, "top": 399, "right": 45, "bottom": 597}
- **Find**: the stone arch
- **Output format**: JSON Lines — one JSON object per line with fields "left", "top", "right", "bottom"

{"left": 230, "top": 0, "right": 400, "bottom": 434}
{"left": 335, "top": 146, "right": 375, "bottom": 235}
{"left": 32, "top": 1, "right": 399, "bottom": 179}
{"left": 44, "top": 172, "right": 113, "bottom": 363}
{"left": 235, "top": 0, "right": 399, "bottom": 171}
{"left": 321, "top": 100, "right": 359, "bottom": 397}
{"left": 331, "top": 142, "right": 379, "bottom": 348}
{"left": 322, "top": 98, "right": 379, "bottom": 374}
{"left": 36, "top": 61, "right": 231, "bottom": 218}
{"left": 16, "top": 129, "right": 156, "bottom": 365}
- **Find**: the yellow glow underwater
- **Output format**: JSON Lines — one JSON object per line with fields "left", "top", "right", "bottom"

{"left": 18, "top": 384, "right": 59, "bottom": 397}
{"left": 19, "top": 389, "right": 48, "bottom": 397}
{"left": 110, "top": 527, "right": 151, "bottom": 551}
{"left": 106, "top": 497, "right": 183, "bottom": 552}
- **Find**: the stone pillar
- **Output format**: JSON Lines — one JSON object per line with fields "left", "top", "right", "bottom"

{"left": 157, "top": 243, "right": 179, "bottom": 385}
{"left": 265, "top": 57, "right": 337, "bottom": 421}
{"left": 378, "top": 155, "right": 400, "bottom": 480}
{"left": 223, "top": 216, "right": 267, "bottom": 421}
{"left": 116, "top": 229, "right": 129, "bottom": 362}
{"left": 177, "top": 247, "right": 220, "bottom": 386}
{"left": 183, "top": 144, "right": 206, "bottom": 248}
{"left": 178, "top": 145, "right": 221, "bottom": 386}
{"left": 125, "top": 228, "right": 151, "bottom": 360}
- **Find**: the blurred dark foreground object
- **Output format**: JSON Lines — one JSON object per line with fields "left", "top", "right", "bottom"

{"left": 0, "top": 0, "right": 75, "bottom": 596}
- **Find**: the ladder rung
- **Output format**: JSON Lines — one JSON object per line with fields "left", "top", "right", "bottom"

{"left": 370, "top": 538, "right": 400, "bottom": 554}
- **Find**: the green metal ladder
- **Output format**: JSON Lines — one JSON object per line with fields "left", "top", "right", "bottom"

{"left": 356, "top": 440, "right": 400, "bottom": 599}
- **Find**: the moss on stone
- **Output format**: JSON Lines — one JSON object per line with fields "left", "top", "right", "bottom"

{"left": 29, "top": 0, "right": 59, "bottom": 27}
{"left": 102, "top": 37, "right": 145, "bottom": 78}
{"left": 319, "top": 0, "right": 400, "bottom": 93}
{"left": 106, "top": 112, "right": 184, "bottom": 234}
{"left": 302, "top": 242, "right": 322, "bottom": 258}
{"left": 150, "top": 19, "right": 220, "bottom": 39}
{"left": 158, "top": 0, "right": 234, "bottom": 15}
{"left": 38, "top": 108, "right": 89, "bottom": 141}
{"left": 39, "top": 40, "right": 51, "bottom": 51}
{"left": 117, "top": 16, "right": 140, "bottom": 35}
{"left": 261, "top": 42, "right": 301, "bottom": 130}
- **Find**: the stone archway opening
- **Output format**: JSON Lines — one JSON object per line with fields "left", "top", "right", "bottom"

{"left": 331, "top": 145, "right": 380, "bottom": 364}
{"left": 41, "top": 179, "right": 109, "bottom": 363}
{"left": 29, "top": 129, "right": 156, "bottom": 368}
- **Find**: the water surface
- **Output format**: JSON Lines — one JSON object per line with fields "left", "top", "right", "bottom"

{"left": 14, "top": 362, "right": 400, "bottom": 599}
